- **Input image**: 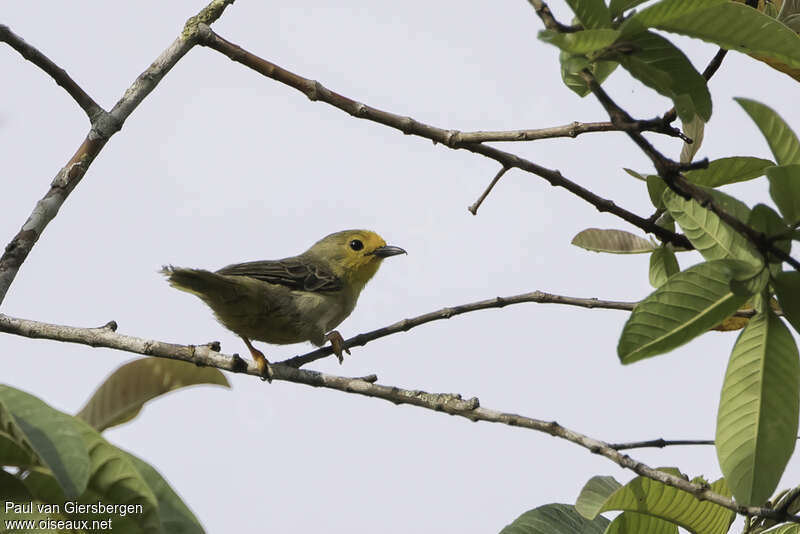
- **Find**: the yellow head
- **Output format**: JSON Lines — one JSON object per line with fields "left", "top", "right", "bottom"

{"left": 304, "top": 230, "right": 405, "bottom": 290}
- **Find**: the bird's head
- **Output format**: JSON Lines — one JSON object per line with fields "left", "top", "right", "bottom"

{"left": 306, "top": 229, "right": 406, "bottom": 290}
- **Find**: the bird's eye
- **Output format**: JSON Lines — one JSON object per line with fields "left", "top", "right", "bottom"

{"left": 349, "top": 239, "right": 364, "bottom": 251}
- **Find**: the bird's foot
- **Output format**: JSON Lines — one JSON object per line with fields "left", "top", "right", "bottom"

{"left": 324, "top": 330, "right": 351, "bottom": 364}
{"left": 241, "top": 337, "right": 273, "bottom": 382}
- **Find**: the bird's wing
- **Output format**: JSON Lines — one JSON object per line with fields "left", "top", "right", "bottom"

{"left": 216, "top": 257, "right": 343, "bottom": 292}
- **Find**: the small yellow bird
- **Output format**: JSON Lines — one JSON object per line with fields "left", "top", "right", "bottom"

{"left": 162, "top": 229, "right": 405, "bottom": 381}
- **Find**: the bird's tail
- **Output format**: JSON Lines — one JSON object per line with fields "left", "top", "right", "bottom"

{"left": 160, "top": 266, "right": 238, "bottom": 300}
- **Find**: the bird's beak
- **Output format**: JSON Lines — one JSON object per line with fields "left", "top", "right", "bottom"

{"left": 371, "top": 245, "right": 407, "bottom": 258}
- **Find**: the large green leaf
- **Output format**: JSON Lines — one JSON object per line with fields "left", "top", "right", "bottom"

{"left": 618, "top": 260, "right": 752, "bottom": 364}
{"left": 499, "top": 503, "right": 610, "bottom": 534}
{"left": 716, "top": 309, "right": 800, "bottom": 506}
{"left": 663, "top": 189, "right": 761, "bottom": 264}
{"left": 77, "top": 358, "right": 230, "bottom": 432}
{"left": 575, "top": 475, "right": 623, "bottom": 518}
{"left": 605, "top": 512, "right": 678, "bottom": 534}
{"left": 609, "top": 0, "right": 652, "bottom": 17}
{"left": 646, "top": 175, "right": 667, "bottom": 209}
{"left": 577, "top": 468, "right": 735, "bottom": 534}
{"left": 0, "top": 385, "right": 90, "bottom": 498}
{"left": 565, "top": 0, "right": 612, "bottom": 28}
{"left": 748, "top": 204, "right": 792, "bottom": 261}
{"left": 699, "top": 187, "right": 751, "bottom": 224}
{"left": 684, "top": 157, "right": 774, "bottom": 187}
{"left": 125, "top": 450, "right": 205, "bottom": 534}
{"left": 649, "top": 244, "right": 680, "bottom": 287}
{"left": 764, "top": 525, "right": 800, "bottom": 534}
{"left": 774, "top": 271, "right": 800, "bottom": 335}
{"left": 539, "top": 29, "right": 621, "bottom": 54}
{"left": 571, "top": 228, "right": 656, "bottom": 254}
{"left": 612, "top": 31, "right": 711, "bottom": 122}
{"left": 559, "top": 51, "right": 618, "bottom": 97}
{"left": 74, "top": 420, "right": 162, "bottom": 533}
{"left": 626, "top": 0, "right": 800, "bottom": 70}
{"left": 736, "top": 98, "right": 800, "bottom": 166}
{"left": 765, "top": 165, "right": 800, "bottom": 225}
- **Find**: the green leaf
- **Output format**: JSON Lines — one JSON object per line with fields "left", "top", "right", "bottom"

{"left": 571, "top": 228, "right": 655, "bottom": 254}
{"left": 575, "top": 475, "right": 623, "bottom": 519}
{"left": 539, "top": 29, "right": 621, "bottom": 54}
{"left": 565, "top": 0, "right": 612, "bottom": 28}
{"left": 77, "top": 358, "right": 230, "bottom": 432}
{"left": 0, "top": 469, "right": 33, "bottom": 502}
{"left": 73, "top": 419, "right": 162, "bottom": 533}
{"left": 0, "top": 429, "right": 36, "bottom": 466}
{"left": 618, "top": 260, "right": 752, "bottom": 364}
{"left": 499, "top": 503, "right": 610, "bottom": 534}
{"left": 748, "top": 203, "right": 792, "bottom": 260}
{"left": 684, "top": 157, "right": 774, "bottom": 187}
{"left": 736, "top": 98, "right": 800, "bottom": 166}
{"left": 626, "top": 0, "right": 800, "bottom": 70}
{"left": 774, "top": 271, "right": 800, "bottom": 335}
{"left": 680, "top": 115, "right": 705, "bottom": 164}
{"left": 699, "top": 187, "right": 751, "bottom": 224}
{"left": 765, "top": 165, "right": 800, "bottom": 225}
{"left": 610, "top": 0, "right": 652, "bottom": 17}
{"left": 0, "top": 385, "right": 90, "bottom": 498}
{"left": 649, "top": 244, "right": 680, "bottom": 287}
{"left": 623, "top": 168, "right": 646, "bottom": 180}
{"left": 605, "top": 512, "right": 678, "bottom": 534}
{"left": 580, "top": 468, "right": 735, "bottom": 534}
{"left": 612, "top": 31, "right": 711, "bottom": 122}
{"left": 716, "top": 309, "right": 800, "bottom": 506}
{"left": 646, "top": 175, "right": 667, "bottom": 209}
{"left": 125, "top": 450, "right": 205, "bottom": 534}
{"left": 559, "top": 51, "right": 618, "bottom": 97}
{"left": 663, "top": 189, "right": 761, "bottom": 264}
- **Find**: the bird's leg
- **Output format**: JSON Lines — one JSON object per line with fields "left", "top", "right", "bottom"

{"left": 241, "top": 337, "right": 273, "bottom": 382}
{"left": 324, "top": 330, "right": 351, "bottom": 364}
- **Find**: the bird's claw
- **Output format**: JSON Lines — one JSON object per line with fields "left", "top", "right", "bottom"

{"left": 324, "top": 330, "right": 351, "bottom": 364}
{"left": 241, "top": 337, "right": 273, "bottom": 383}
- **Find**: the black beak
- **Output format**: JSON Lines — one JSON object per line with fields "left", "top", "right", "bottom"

{"left": 371, "top": 245, "right": 407, "bottom": 258}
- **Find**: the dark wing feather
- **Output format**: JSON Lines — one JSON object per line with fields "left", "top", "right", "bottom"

{"left": 216, "top": 257, "right": 342, "bottom": 292}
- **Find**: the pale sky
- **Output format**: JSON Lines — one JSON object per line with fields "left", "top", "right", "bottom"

{"left": 2, "top": 2, "right": 799, "bottom": 533}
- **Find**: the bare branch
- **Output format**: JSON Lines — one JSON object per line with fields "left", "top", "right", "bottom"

{"left": 610, "top": 438, "right": 714, "bottom": 450}
{"left": 525, "top": 0, "right": 576, "bottom": 32}
{"left": 0, "top": 0, "right": 236, "bottom": 306}
{"left": 0, "top": 24, "right": 103, "bottom": 121}
{"left": 449, "top": 119, "right": 688, "bottom": 144}
{"left": 0, "top": 311, "right": 795, "bottom": 524}
{"left": 468, "top": 166, "right": 509, "bottom": 215}
{"left": 280, "top": 290, "right": 639, "bottom": 368}
{"left": 579, "top": 69, "right": 800, "bottom": 272}
{"left": 195, "top": 26, "right": 693, "bottom": 251}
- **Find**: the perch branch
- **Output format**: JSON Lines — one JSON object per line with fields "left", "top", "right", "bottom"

{"left": 0, "top": 311, "right": 795, "bottom": 524}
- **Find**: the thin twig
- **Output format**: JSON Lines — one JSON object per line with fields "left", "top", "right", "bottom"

{"left": 0, "top": 25, "right": 103, "bottom": 121}
{"left": 281, "top": 290, "right": 639, "bottom": 368}
{"left": 449, "top": 119, "right": 688, "bottom": 144}
{"left": 579, "top": 69, "right": 800, "bottom": 272}
{"left": 196, "top": 26, "right": 693, "bottom": 251}
{"left": 0, "top": 311, "right": 795, "bottom": 524}
{"left": 468, "top": 166, "right": 509, "bottom": 215}
{"left": 609, "top": 438, "right": 714, "bottom": 450}
{"left": 0, "top": 0, "right": 236, "bottom": 306}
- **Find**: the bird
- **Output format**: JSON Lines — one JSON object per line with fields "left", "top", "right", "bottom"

{"left": 161, "top": 229, "right": 406, "bottom": 381}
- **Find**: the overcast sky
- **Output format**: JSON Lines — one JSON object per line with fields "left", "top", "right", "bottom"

{"left": 2, "top": 1, "right": 799, "bottom": 532}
